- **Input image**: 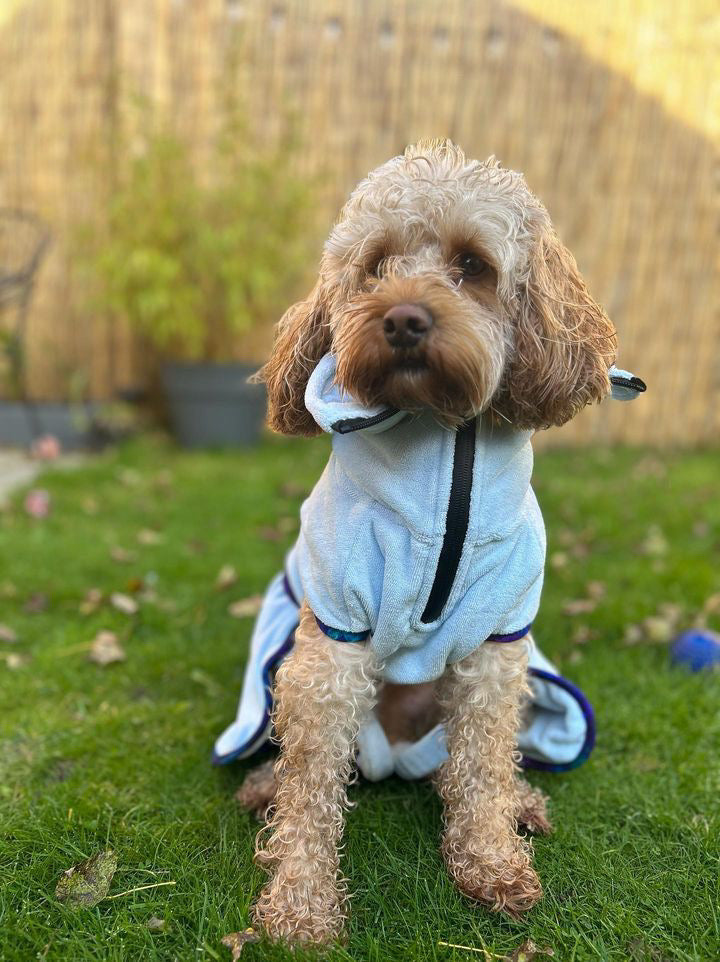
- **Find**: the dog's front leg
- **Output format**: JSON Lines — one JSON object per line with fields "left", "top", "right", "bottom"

{"left": 253, "top": 603, "right": 378, "bottom": 945}
{"left": 436, "top": 640, "right": 543, "bottom": 917}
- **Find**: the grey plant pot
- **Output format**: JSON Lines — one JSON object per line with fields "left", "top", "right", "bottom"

{"left": 0, "top": 400, "right": 105, "bottom": 450}
{"left": 162, "top": 361, "right": 266, "bottom": 448}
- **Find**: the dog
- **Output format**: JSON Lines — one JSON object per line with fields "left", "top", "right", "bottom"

{"left": 240, "top": 139, "right": 621, "bottom": 945}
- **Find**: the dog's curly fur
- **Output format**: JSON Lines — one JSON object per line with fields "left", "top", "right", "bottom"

{"left": 246, "top": 140, "right": 616, "bottom": 944}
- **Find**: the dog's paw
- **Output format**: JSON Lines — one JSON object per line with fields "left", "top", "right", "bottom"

{"left": 516, "top": 782, "right": 553, "bottom": 836}
{"left": 235, "top": 760, "right": 277, "bottom": 821}
{"left": 451, "top": 858, "right": 543, "bottom": 917}
{"left": 252, "top": 874, "right": 346, "bottom": 946}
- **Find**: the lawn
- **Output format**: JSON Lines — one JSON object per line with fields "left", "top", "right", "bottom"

{"left": 1, "top": 435, "right": 718, "bottom": 962}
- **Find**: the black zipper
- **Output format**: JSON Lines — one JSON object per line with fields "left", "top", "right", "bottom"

{"left": 421, "top": 417, "right": 476, "bottom": 624}
{"left": 331, "top": 408, "right": 399, "bottom": 434}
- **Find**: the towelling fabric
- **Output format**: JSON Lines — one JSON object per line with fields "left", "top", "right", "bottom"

{"left": 297, "top": 353, "right": 546, "bottom": 685}
{"left": 213, "top": 355, "right": 644, "bottom": 776}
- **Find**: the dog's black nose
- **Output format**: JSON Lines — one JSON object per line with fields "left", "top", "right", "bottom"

{"left": 382, "top": 304, "right": 433, "bottom": 348}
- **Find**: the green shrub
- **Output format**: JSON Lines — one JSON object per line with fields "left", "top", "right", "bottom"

{"left": 78, "top": 119, "right": 314, "bottom": 361}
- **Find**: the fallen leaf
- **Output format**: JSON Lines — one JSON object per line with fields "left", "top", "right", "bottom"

{"left": 228, "top": 596, "right": 263, "bottom": 619}
{"left": 504, "top": 940, "right": 554, "bottom": 962}
{"left": 55, "top": 850, "right": 117, "bottom": 908}
{"left": 568, "top": 650, "right": 584, "bottom": 665}
{"left": 24, "top": 592, "right": 49, "bottom": 614}
{"left": 110, "top": 546, "right": 137, "bottom": 565}
{"left": 562, "top": 598, "right": 597, "bottom": 616}
{"left": 642, "top": 615, "right": 674, "bottom": 644}
{"left": 624, "top": 623, "right": 644, "bottom": 645}
{"left": 0, "top": 624, "right": 18, "bottom": 644}
{"left": 79, "top": 588, "right": 104, "bottom": 616}
{"left": 586, "top": 580, "right": 606, "bottom": 600}
{"left": 30, "top": 434, "right": 61, "bottom": 461}
{"left": 110, "top": 593, "right": 139, "bottom": 615}
{"left": 117, "top": 468, "right": 141, "bottom": 488}
{"left": 571, "top": 624, "right": 595, "bottom": 645}
{"left": 3, "top": 652, "right": 28, "bottom": 669}
{"left": 147, "top": 916, "right": 167, "bottom": 933}
{"left": 221, "top": 929, "right": 260, "bottom": 960}
{"left": 125, "top": 576, "right": 145, "bottom": 593}
{"left": 280, "top": 480, "right": 308, "bottom": 498}
{"left": 216, "top": 564, "right": 238, "bottom": 591}
{"left": 137, "top": 528, "right": 163, "bottom": 546}
{"left": 256, "top": 526, "right": 283, "bottom": 543}
{"left": 88, "top": 631, "right": 126, "bottom": 665}
{"left": 704, "top": 593, "right": 720, "bottom": 615}
{"left": 549, "top": 551, "right": 568, "bottom": 570}
{"left": 640, "top": 524, "right": 668, "bottom": 557}
{"left": 24, "top": 489, "right": 51, "bottom": 519}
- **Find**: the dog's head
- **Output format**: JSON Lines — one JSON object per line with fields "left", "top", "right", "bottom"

{"left": 259, "top": 140, "right": 617, "bottom": 435}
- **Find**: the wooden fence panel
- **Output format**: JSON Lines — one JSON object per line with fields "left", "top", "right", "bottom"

{"left": 0, "top": 0, "right": 717, "bottom": 445}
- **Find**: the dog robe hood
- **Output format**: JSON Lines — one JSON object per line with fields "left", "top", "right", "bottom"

{"left": 294, "top": 353, "right": 546, "bottom": 684}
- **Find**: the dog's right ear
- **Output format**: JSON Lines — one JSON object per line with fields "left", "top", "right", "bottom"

{"left": 253, "top": 280, "right": 332, "bottom": 436}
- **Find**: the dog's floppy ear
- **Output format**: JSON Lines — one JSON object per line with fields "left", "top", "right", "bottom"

{"left": 254, "top": 280, "right": 332, "bottom": 437}
{"left": 494, "top": 228, "right": 617, "bottom": 429}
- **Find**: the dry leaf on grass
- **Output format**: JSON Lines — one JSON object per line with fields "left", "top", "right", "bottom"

{"left": 216, "top": 565, "right": 238, "bottom": 591}
{"left": 549, "top": 551, "right": 568, "bottom": 570}
{"left": 3, "top": 652, "right": 29, "bottom": 670}
{"left": 147, "top": 916, "right": 167, "bottom": 933}
{"left": 24, "top": 489, "right": 51, "bottom": 519}
{"left": 0, "top": 624, "right": 18, "bottom": 644}
{"left": 55, "top": 850, "right": 117, "bottom": 909}
{"left": 228, "top": 596, "right": 263, "bottom": 619}
{"left": 221, "top": 929, "right": 260, "bottom": 960}
{"left": 280, "top": 480, "right": 308, "bottom": 498}
{"left": 79, "top": 588, "right": 104, "bottom": 616}
{"left": 504, "top": 941, "right": 554, "bottom": 961}
{"left": 110, "top": 546, "right": 137, "bottom": 565}
{"left": 137, "top": 528, "right": 163, "bottom": 546}
{"left": 110, "top": 592, "right": 139, "bottom": 615}
{"left": 24, "top": 592, "right": 49, "bottom": 613}
{"left": 562, "top": 598, "right": 597, "bottom": 616}
{"left": 88, "top": 631, "right": 126, "bottom": 665}
{"left": 640, "top": 524, "right": 668, "bottom": 557}
{"left": 586, "top": 580, "right": 606, "bottom": 600}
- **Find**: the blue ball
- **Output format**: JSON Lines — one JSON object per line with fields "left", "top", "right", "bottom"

{"left": 670, "top": 630, "right": 720, "bottom": 672}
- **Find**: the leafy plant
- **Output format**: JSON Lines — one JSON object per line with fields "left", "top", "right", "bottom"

{"left": 78, "top": 117, "right": 314, "bottom": 361}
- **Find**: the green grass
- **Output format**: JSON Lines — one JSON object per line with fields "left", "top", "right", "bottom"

{"left": 1, "top": 435, "right": 718, "bottom": 962}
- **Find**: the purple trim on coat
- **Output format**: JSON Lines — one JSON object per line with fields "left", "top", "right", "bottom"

{"left": 520, "top": 667, "right": 596, "bottom": 773}
{"left": 487, "top": 624, "right": 533, "bottom": 643}
{"left": 212, "top": 627, "right": 296, "bottom": 766}
{"left": 282, "top": 572, "right": 299, "bottom": 607}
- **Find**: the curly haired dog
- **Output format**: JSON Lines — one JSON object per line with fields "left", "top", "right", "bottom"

{"left": 243, "top": 139, "right": 618, "bottom": 945}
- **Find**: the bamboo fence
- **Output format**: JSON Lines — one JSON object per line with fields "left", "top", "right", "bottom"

{"left": 0, "top": 0, "right": 717, "bottom": 445}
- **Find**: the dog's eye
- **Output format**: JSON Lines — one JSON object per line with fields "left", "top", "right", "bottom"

{"left": 368, "top": 255, "right": 386, "bottom": 278}
{"left": 457, "top": 252, "right": 489, "bottom": 278}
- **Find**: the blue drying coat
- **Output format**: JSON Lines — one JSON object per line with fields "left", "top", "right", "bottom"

{"left": 296, "top": 353, "right": 546, "bottom": 684}
{"left": 212, "top": 358, "right": 645, "bottom": 776}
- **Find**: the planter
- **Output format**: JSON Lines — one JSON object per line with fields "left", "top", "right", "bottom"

{"left": 162, "top": 361, "right": 266, "bottom": 448}
{"left": 0, "top": 400, "right": 107, "bottom": 450}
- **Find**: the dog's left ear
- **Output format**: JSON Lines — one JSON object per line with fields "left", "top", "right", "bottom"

{"left": 494, "top": 228, "right": 617, "bottom": 429}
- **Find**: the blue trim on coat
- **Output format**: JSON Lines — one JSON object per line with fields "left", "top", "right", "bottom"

{"left": 216, "top": 573, "right": 595, "bottom": 771}
{"left": 314, "top": 615, "right": 371, "bottom": 642}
